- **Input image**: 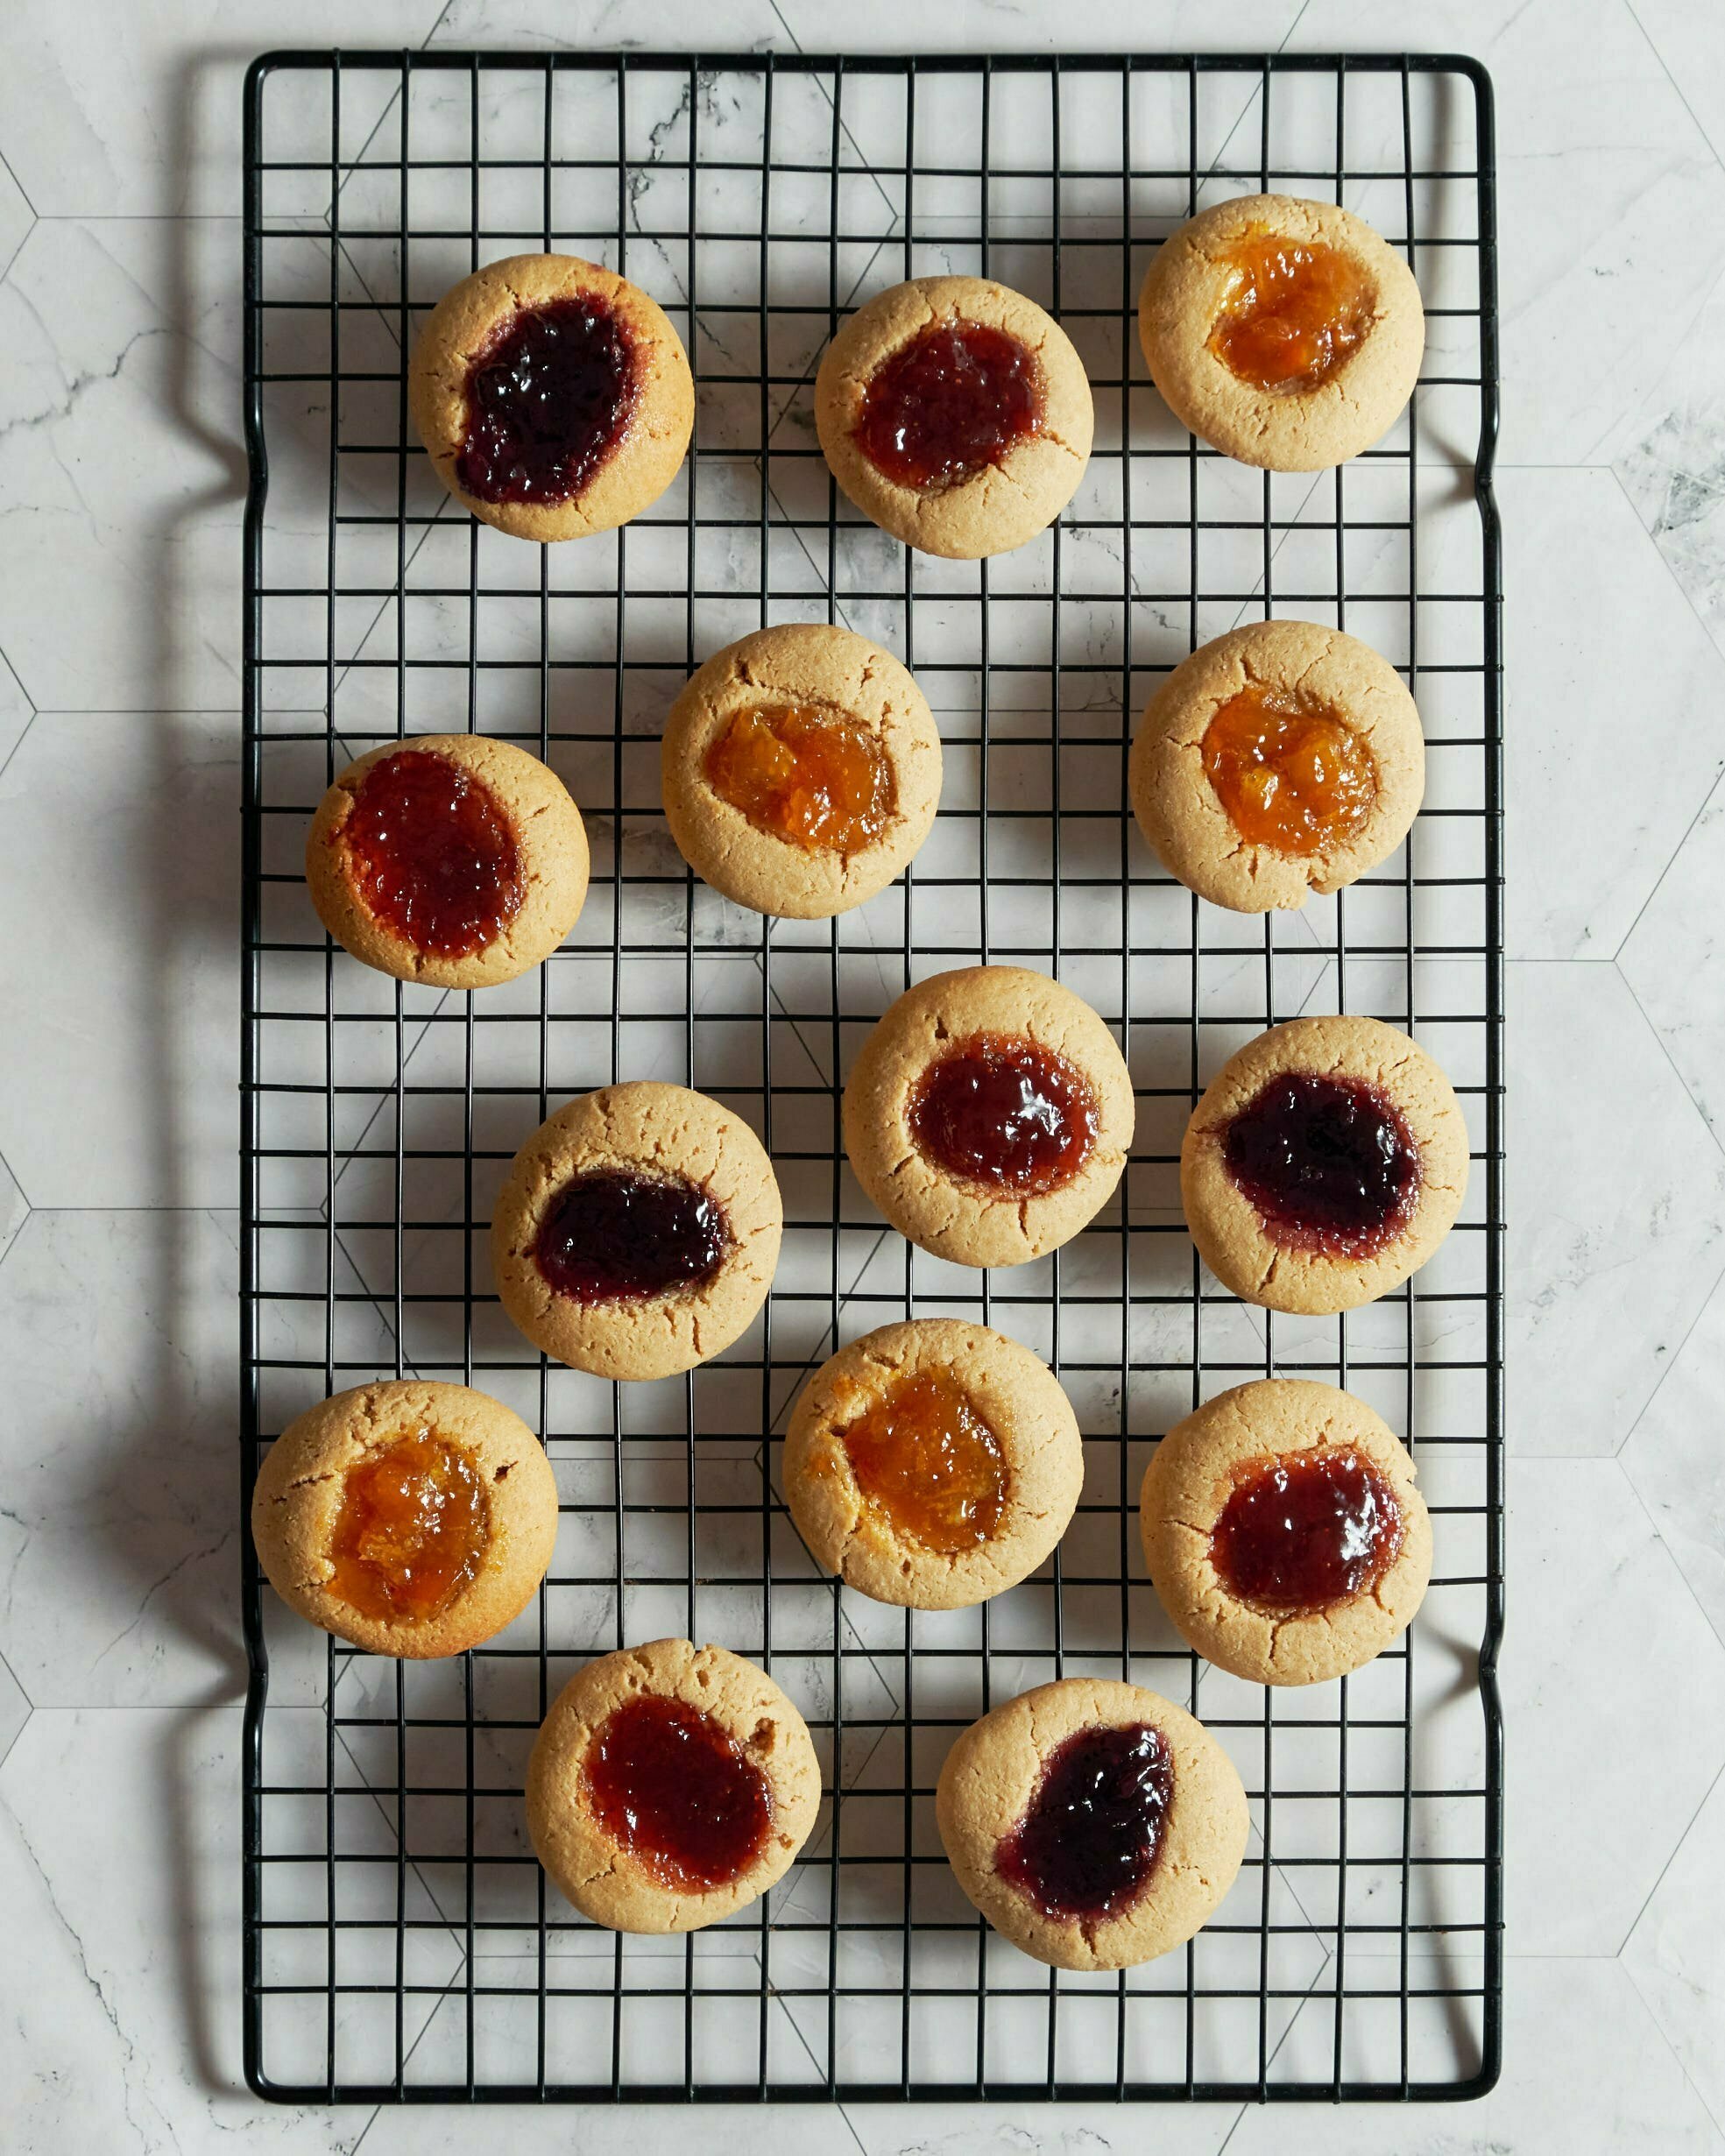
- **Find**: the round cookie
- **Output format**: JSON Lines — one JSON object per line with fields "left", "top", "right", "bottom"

{"left": 815, "top": 275, "right": 1093, "bottom": 559}
{"left": 306, "top": 733, "right": 589, "bottom": 990}
{"left": 1129, "top": 620, "right": 1424, "bottom": 914}
{"left": 661, "top": 623, "right": 943, "bottom": 919}
{"left": 1181, "top": 1014, "right": 1469, "bottom": 1315}
{"left": 491, "top": 1081, "right": 782, "bottom": 1382}
{"left": 250, "top": 1380, "right": 560, "bottom": 1659}
{"left": 527, "top": 1638, "right": 822, "bottom": 1933}
{"left": 1141, "top": 1379, "right": 1432, "bottom": 1686}
{"left": 1138, "top": 194, "right": 1424, "bottom": 471}
{"left": 408, "top": 252, "right": 694, "bottom": 541}
{"left": 842, "top": 965, "right": 1134, "bottom": 1269}
{"left": 782, "top": 1320, "right": 1084, "bottom": 1610}
{"left": 936, "top": 1678, "right": 1248, "bottom": 1971}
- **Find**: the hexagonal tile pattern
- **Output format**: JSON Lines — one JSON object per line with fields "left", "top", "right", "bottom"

{"left": 0, "top": 154, "right": 32, "bottom": 282}
{"left": 1622, "top": 774, "right": 1725, "bottom": 1145}
{"left": 0, "top": 1156, "right": 27, "bottom": 1267}
{"left": 1624, "top": 1763, "right": 1725, "bottom": 2138}
{"left": 1621, "top": 1259, "right": 1725, "bottom": 1646}
{"left": 0, "top": 1653, "right": 30, "bottom": 1771}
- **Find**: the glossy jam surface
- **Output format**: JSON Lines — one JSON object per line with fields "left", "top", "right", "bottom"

{"left": 328, "top": 1427, "right": 490, "bottom": 1624}
{"left": 839, "top": 1368, "right": 1007, "bottom": 1553}
{"left": 703, "top": 704, "right": 895, "bottom": 857}
{"left": 995, "top": 1724, "right": 1172, "bottom": 1926}
{"left": 1208, "top": 233, "right": 1375, "bottom": 394}
{"left": 1201, "top": 685, "right": 1379, "bottom": 858}
{"left": 1222, "top": 1071, "right": 1420, "bottom": 1257}
{"left": 456, "top": 295, "right": 637, "bottom": 505}
{"left": 1211, "top": 1447, "right": 1404, "bottom": 1614}
{"left": 856, "top": 319, "right": 1043, "bottom": 490}
{"left": 583, "top": 1693, "right": 774, "bottom": 1891}
{"left": 909, "top": 1032, "right": 1099, "bottom": 1197}
{"left": 343, "top": 748, "right": 524, "bottom": 958}
{"left": 533, "top": 1169, "right": 731, "bottom": 1304}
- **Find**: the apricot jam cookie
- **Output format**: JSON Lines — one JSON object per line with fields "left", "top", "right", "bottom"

{"left": 307, "top": 734, "right": 588, "bottom": 990}
{"left": 843, "top": 966, "right": 1134, "bottom": 1269}
{"left": 782, "top": 1319, "right": 1083, "bottom": 1611}
{"left": 660, "top": 623, "right": 942, "bottom": 920}
{"left": 250, "top": 1380, "right": 560, "bottom": 1659}
{"left": 1141, "top": 1379, "right": 1432, "bottom": 1686}
{"left": 1138, "top": 194, "right": 1424, "bottom": 471}
{"left": 527, "top": 1638, "right": 821, "bottom": 1933}
{"left": 936, "top": 1677, "right": 1248, "bottom": 1971}
{"left": 408, "top": 252, "right": 694, "bottom": 542}
{"left": 1182, "top": 1014, "right": 1469, "bottom": 1316}
{"left": 815, "top": 275, "right": 1093, "bottom": 559}
{"left": 1129, "top": 620, "right": 1424, "bottom": 914}
{"left": 491, "top": 1081, "right": 781, "bottom": 1382}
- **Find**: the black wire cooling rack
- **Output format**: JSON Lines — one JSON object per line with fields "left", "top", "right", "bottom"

{"left": 240, "top": 47, "right": 1503, "bottom": 2106}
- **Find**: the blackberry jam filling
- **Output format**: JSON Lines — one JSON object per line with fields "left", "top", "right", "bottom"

{"left": 996, "top": 1723, "right": 1173, "bottom": 1925}
{"left": 1222, "top": 1071, "right": 1419, "bottom": 1258}
{"left": 343, "top": 747, "right": 523, "bottom": 958}
{"left": 909, "top": 1031, "right": 1099, "bottom": 1197}
{"left": 533, "top": 1168, "right": 731, "bottom": 1304}
{"left": 583, "top": 1693, "right": 773, "bottom": 1891}
{"left": 456, "top": 294, "right": 637, "bottom": 505}
{"left": 856, "top": 319, "right": 1043, "bottom": 490}
{"left": 1211, "top": 1449, "right": 1403, "bottom": 1614}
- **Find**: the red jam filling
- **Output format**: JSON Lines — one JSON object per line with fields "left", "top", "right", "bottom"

{"left": 342, "top": 748, "right": 524, "bottom": 959}
{"left": 1222, "top": 1071, "right": 1420, "bottom": 1258}
{"left": 582, "top": 1692, "right": 774, "bottom": 1891}
{"left": 456, "top": 294, "right": 638, "bottom": 505}
{"left": 908, "top": 1031, "right": 1099, "bottom": 1197}
{"left": 532, "top": 1167, "right": 731, "bottom": 1304}
{"left": 995, "top": 1723, "right": 1172, "bottom": 1926}
{"left": 855, "top": 318, "right": 1043, "bottom": 490}
{"left": 1210, "top": 1448, "right": 1404, "bottom": 1615}
{"left": 327, "top": 1427, "right": 490, "bottom": 1624}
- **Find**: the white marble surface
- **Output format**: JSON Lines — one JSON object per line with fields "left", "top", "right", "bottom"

{"left": 3, "top": 1, "right": 1724, "bottom": 2151}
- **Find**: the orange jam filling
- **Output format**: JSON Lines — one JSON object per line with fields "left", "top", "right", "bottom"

{"left": 703, "top": 704, "right": 894, "bottom": 857}
{"left": 1208, "top": 232, "right": 1375, "bottom": 393}
{"left": 1200, "top": 685, "right": 1378, "bottom": 858}
{"left": 328, "top": 1427, "right": 491, "bottom": 1624}
{"left": 839, "top": 1368, "right": 1007, "bottom": 1553}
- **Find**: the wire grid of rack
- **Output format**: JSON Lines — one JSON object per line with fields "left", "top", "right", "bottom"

{"left": 240, "top": 47, "right": 1503, "bottom": 2106}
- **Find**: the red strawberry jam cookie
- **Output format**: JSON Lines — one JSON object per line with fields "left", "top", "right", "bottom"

{"left": 250, "top": 1380, "right": 560, "bottom": 1659}
{"left": 527, "top": 1638, "right": 821, "bottom": 1933}
{"left": 1130, "top": 619, "right": 1425, "bottom": 913}
{"left": 306, "top": 733, "right": 588, "bottom": 989}
{"left": 408, "top": 252, "right": 693, "bottom": 542}
{"left": 1141, "top": 1379, "right": 1432, "bottom": 1686}
{"left": 1139, "top": 194, "right": 1423, "bottom": 471}
{"left": 1182, "top": 1014, "right": 1469, "bottom": 1315}
{"left": 782, "top": 1319, "right": 1083, "bottom": 1610}
{"left": 815, "top": 275, "right": 1093, "bottom": 559}
{"left": 661, "top": 623, "right": 942, "bottom": 919}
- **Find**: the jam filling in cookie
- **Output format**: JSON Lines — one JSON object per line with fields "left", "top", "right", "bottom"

{"left": 1211, "top": 1447, "right": 1403, "bottom": 1615}
{"left": 1207, "top": 233, "right": 1376, "bottom": 395}
{"left": 996, "top": 1723, "right": 1173, "bottom": 1925}
{"left": 533, "top": 1168, "right": 732, "bottom": 1304}
{"left": 703, "top": 704, "right": 895, "bottom": 857}
{"left": 328, "top": 1427, "right": 491, "bottom": 1624}
{"left": 1201, "top": 686, "right": 1379, "bottom": 858}
{"left": 583, "top": 1693, "right": 774, "bottom": 1891}
{"left": 838, "top": 1368, "right": 1008, "bottom": 1553}
{"left": 856, "top": 318, "right": 1043, "bottom": 490}
{"left": 456, "top": 294, "right": 639, "bottom": 505}
{"left": 343, "top": 747, "right": 525, "bottom": 958}
{"left": 909, "top": 1031, "right": 1100, "bottom": 1196}
{"left": 1222, "top": 1071, "right": 1420, "bottom": 1257}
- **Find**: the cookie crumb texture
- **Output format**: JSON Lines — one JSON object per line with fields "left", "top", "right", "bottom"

{"left": 491, "top": 1081, "right": 782, "bottom": 1382}
{"left": 1138, "top": 194, "right": 1424, "bottom": 472}
{"left": 250, "top": 1380, "right": 561, "bottom": 1660}
{"left": 842, "top": 965, "right": 1134, "bottom": 1269}
{"left": 782, "top": 1319, "right": 1085, "bottom": 1610}
{"left": 1182, "top": 1014, "right": 1469, "bottom": 1314}
{"left": 408, "top": 252, "right": 693, "bottom": 542}
{"left": 816, "top": 276, "right": 1093, "bottom": 559}
{"left": 306, "top": 733, "right": 589, "bottom": 990}
{"left": 1142, "top": 1379, "right": 1433, "bottom": 1686}
{"left": 661, "top": 623, "right": 942, "bottom": 919}
{"left": 936, "top": 1678, "right": 1248, "bottom": 1970}
{"left": 527, "top": 1639, "right": 822, "bottom": 1934}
